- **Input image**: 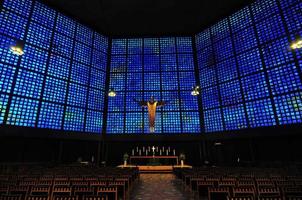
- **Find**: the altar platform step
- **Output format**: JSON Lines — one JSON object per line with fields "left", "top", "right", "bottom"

{"left": 117, "top": 165, "right": 192, "bottom": 173}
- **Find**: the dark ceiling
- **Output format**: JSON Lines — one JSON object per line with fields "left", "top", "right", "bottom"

{"left": 42, "top": 0, "right": 255, "bottom": 37}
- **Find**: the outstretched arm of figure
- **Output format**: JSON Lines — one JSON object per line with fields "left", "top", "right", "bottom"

{"left": 133, "top": 99, "right": 147, "bottom": 107}
{"left": 157, "top": 101, "right": 167, "bottom": 107}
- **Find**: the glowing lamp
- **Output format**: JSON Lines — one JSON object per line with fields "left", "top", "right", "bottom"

{"left": 108, "top": 88, "right": 116, "bottom": 97}
{"left": 10, "top": 40, "right": 25, "bottom": 56}
{"left": 290, "top": 36, "right": 302, "bottom": 50}
{"left": 191, "top": 85, "right": 200, "bottom": 96}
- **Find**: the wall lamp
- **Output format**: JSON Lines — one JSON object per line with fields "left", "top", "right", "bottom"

{"left": 10, "top": 40, "right": 25, "bottom": 56}
{"left": 191, "top": 85, "right": 200, "bottom": 96}
{"left": 290, "top": 36, "right": 302, "bottom": 50}
{"left": 108, "top": 88, "right": 116, "bottom": 97}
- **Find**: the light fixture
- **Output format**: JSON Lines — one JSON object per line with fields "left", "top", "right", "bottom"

{"left": 290, "top": 36, "right": 302, "bottom": 50}
{"left": 191, "top": 85, "right": 200, "bottom": 96}
{"left": 10, "top": 40, "right": 25, "bottom": 56}
{"left": 108, "top": 88, "right": 116, "bottom": 97}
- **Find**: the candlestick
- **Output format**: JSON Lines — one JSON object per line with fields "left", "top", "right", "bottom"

{"left": 132, "top": 149, "right": 134, "bottom": 156}
{"left": 159, "top": 150, "right": 162, "bottom": 156}
{"left": 166, "top": 149, "right": 168, "bottom": 156}
{"left": 139, "top": 150, "right": 141, "bottom": 156}
{"left": 143, "top": 146, "right": 145, "bottom": 152}
{"left": 136, "top": 147, "right": 138, "bottom": 152}
{"left": 173, "top": 149, "right": 175, "bottom": 156}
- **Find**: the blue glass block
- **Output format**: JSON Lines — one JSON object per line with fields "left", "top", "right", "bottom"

{"left": 108, "top": 92, "right": 125, "bottom": 112}
{"left": 106, "top": 112, "right": 124, "bottom": 134}
{"left": 48, "top": 55, "right": 70, "bottom": 80}
{"left": 110, "top": 55, "right": 126, "bottom": 73}
{"left": 144, "top": 72, "right": 161, "bottom": 90}
{"left": 220, "top": 80, "right": 243, "bottom": 106}
{"left": 217, "top": 58, "right": 238, "bottom": 83}
{"left": 280, "top": 0, "right": 300, "bottom": 9}
{"left": 237, "top": 48, "right": 263, "bottom": 76}
{"left": 195, "top": 28, "right": 211, "bottom": 51}
{"left": 223, "top": 104, "right": 247, "bottom": 130}
{"left": 43, "top": 76, "right": 67, "bottom": 104}
{"left": 0, "top": 63, "right": 15, "bottom": 94}
{"left": 162, "top": 112, "right": 181, "bottom": 133}
{"left": 161, "top": 91, "right": 180, "bottom": 111}
{"left": 230, "top": 6, "right": 252, "bottom": 33}
{"left": 14, "top": 69, "right": 43, "bottom": 99}
{"left": 111, "top": 39, "right": 127, "bottom": 55}
{"left": 85, "top": 110, "right": 103, "bottom": 133}
{"left": 52, "top": 33, "right": 73, "bottom": 58}
{"left": 0, "top": 94, "right": 9, "bottom": 124}
{"left": 246, "top": 98, "right": 276, "bottom": 127}
{"left": 176, "top": 37, "right": 193, "bottom": 53}
{"left": 94, "top": 32, "right": 108, "bottom": 53}
{"left": 143, "top": 92, "right": 161, "bottom": 101}
{"left": 88, "top": 88, "right": 104, "bottom": 111}
{"left": 283, "top": 2, "right": 302, "bottom": 33}
{"left": 128, "top": 55, "right": 143, "bottom": 72}
{"left": 32, "top": 1, "right": 56, "bottom": 28}
{"left": 274, "top": 92, "right": 302, "bottom": 125}
{"left": 211, "top": 18, "right": 230, "bottom": 42}
{"left": 127, "top": 72, "right": 142, "bottom": 91}
{"left": 7, "top": 96, "right": 39, "bottom": 127}
{"left": 27, "top": 22, "right": 52, "bottom": 49}
{"left": 73, "top": 42, "right": 91, "bottom": 65}
{"left": 180, "top": 91, "right": 199, "bottom": 111}
{"left": 3, "top": 0, "right": 32, "bottom": 17}
{"left": 144, "top": 38, "right": 159, "bottom": 54}
{"left": 127, "top": 38, "right": 142, "bottom": 54}
{"left": 110, "top": 73, "right": 126, "bottom": 91}
{"left": 144, "top": 54, "right": 160, "bottom": 71}
{"left": 201, "top": 86, "right": 220, "bottom": 110}
{"left": 268, "top": 63, "right": 302, "bottom": 95}
{"left": 92, "top": 50, "right": 107, "bottom": 71}
{"left": 70, "top": 62, "right": 90, "bottom": 85}
{"left": 126, "top": 91, "right": 143, "bottom": 111}
{"left": 197, "top": 46, "right": 215, "bottom": 68}
{"left": 251, "top": 0, "right": 279, "bottom": 22}
{"left": 199, "top": 66, "right": 217, "bottom": 88}
{"left": 160, "top": 37, "right": 176, "bottom": 53}
{"left": 0, "top": 9, "right": 28, "bottom": 39}
{"left": 241, "top": 72, "right": 270, "bottom": 101}
{"left": 161, "top": 72, "right": 179, "bottom": 91}
{"left": 213, "top": 37, "right": 234, "bottom": 62}
{"left": 204, "top": 108, "right": 224, "bottom": 132}
{"left": 125, "top": 112, "right": 143, "bottom": 134}
{"left": 179, "top": 71, "right": 196, "bottom": 90}
{"left": 233, "top": 26, "right": 257, "bottom": 53}
{"left": 182, "top": 112, "right": 200, "bottom": 133}
{"left": 256, "top": 14, "right": 286, "bottom": 44}
{"left": 178, "top": 54, "right": 194, "bottom": 71}
{"left": 161, "top": 54, "right": 177, "bottom": 71}
{"left": 20, "top": 44, "right": 48, "bottom": 73}
{"left": 0, "top": 35, "right": 19, "bottom": 65}
{"left": 76, "top": 24, "right": 93, "bottom": 46}
{"left": 38, "top": 102, "right": 64, "bottom": 129}
{"left": 67, "top": 83, "right": 87, "bottom": 108}
{"left": 56, "top": 13, "right": 76, "bottom": 38}
{"left": 63, "top": 106, "right": 85, "bottom": 131}
{"left": 90, "top": 68, "right": 105, "bottom": 90}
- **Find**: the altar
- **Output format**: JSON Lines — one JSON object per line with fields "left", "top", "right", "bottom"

{"left": 129, "top": 155, "right": 179, "bottom": 166}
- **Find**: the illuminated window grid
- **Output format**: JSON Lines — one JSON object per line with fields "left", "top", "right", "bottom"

{"left": 126, "top": 91, "right": 143, "bottom": 112}
{"left": 211, "top": 18, "right": 230, "bottom": 42}
{"left": 199, "top": 67, "right": 217, "bottom": 88}
{"left": 85, "top": 110, "right": 102, "bottom": 133}
{"left": 180, "top": 91, "right": 199, "bottom": 111}
{"left": 143, "top": 91, "right": 161, "bottom": 101}
{"left": 94, "top": 32, "right": 108, "bottom": 53}
{"left": 162, "top": 112, "right": 181, "bottom": 133}
{"left": 127, "top": 38, "right": 142, "bottom": 54}
{"left": 26, "top": 22, "right": 52, "bottom": 49}
{"left": 280, "top": 0, "right": 300, "bottom": 9}
{"left": 90, "top": 68, "right": 105, "bottom": 90}
{"left": 213, "top": 37, "right": 234, "bottom": 62}
{"left": 73, "top": 42, "right": 91, "bottom": 65}
{"left": 176, "top": 37, "right": 193, "bottom": 53}
{"left": 76, "top": 24, "right": 93, "bottom": 46}
{"left": 220, "top": 80, "right": 243, "bottom": 106}
{"left": 92, "top": 50, "right": 107, "bottom": 70}
{"left": 178, "top": 54, "right": 194, "bottom": 71}
{"left": 182, "top": 112, "right": 200, "bottom": 133}
{"left": 0, "top": 94, "right": 9, "bottom": 124}
{"left": 126, "top": 72, "right": 143, "bottom": 91}
{"left": 256, "top": 14, "right": 286, "bottom": 44}
{"left": 88, "top": 88, "right": 104, "bottom": 111}
{"left": 251, "top": 0, "right": 279, "bottom": 23}
{"left": 108, "top": 92, "right": 125, "bottom": 112}
{"left": 106, "top": 112, "right": 124, "bottom": 134}
{"left": 201, "top": 86, "right": 221, "bottom": 110}
{"left": 48, "top": 55, "right": 70, "bottom": 80}
{"left": 197, "top": 46, "right": 215, "bottom": 69}
{"left": 161, "top": 72, "right": 179, "bottom": 91}
{"left": 223, "top": 104, "right": 248, "bottom": 130}
{"left": 274, "top": 92, "right": 302, "bottom": 125}
{"left": 204, "top": 108, "right": 224, "bottom": 132}
{"left": 144, "top": 38, "right": 159, "bottom": 54}
{"left": 37, "top": 102, "right": 64, "bottom": 129}
{"left": 110, "top": 73, "right": 126, "bottom": 91}
{"left": 283, "top": 2, "right": 302, "bottom": 33}
{"left": 43, "top": 76, "right": 67, "bottom": 104}
{"left": 20, "top": 45, "right": 48, "bottom": 73}
{"left": 145, "top": 111, "right": 162, "bottom": 133}
{"left": 32, "top": 1, "right": 56, "bottom": 28}
{"left": 127, "top": 55, "right": 143, "bottom": 72}
{"left": 70, "top": 62, "right": 90, "bottom": 85}
{"left": 0, "top": 10, "right": 28, "bottom": 39}
{"left": 0, "top": 35, "right": 20, "bottom": 66}
{"left": 246, "top": 98, "right": 276, "bottom": 128}
{"left": 110, "top": 55, "right": 126, "bottom": 73}
{"left": 216, "top": 58, "right": 238, "bottom": 83}
{"left": 241, "top": 72, "right": 270, "bottom": 101}
{"left": 179, "top": 71, "right": 196, "bottom": 90}
{"left": 3, "top": 0, "right": 32, "bottom": 17}
{"left": 0, "top": 63, "right": 16, "bottom": 94}
{"left": 63, "top": 106, "right": 85, "bottom": 131}
{"left": 6, "top": 96, "right": 39, "bottom": 127}
{"left": 160, "top": 37, "right": 176, "bottom": 54}
{"left": 111, "top": 39, "right": 127, "bottom": 55}
{"left": 237, "top": 48, "right": 263, "bottom": 76}
{"left": 195, "top": 28, "right": 211, "bottom": 51}
{"left": 233, "top": 26, "right": 257, "bottom": 54}
{"left": 67, "top": 83, "right": 87, "bottom": 108}
{"left": 230, "top": 6, "right": 252, "bottom": 33}
{"left": 144, "top": 72, "right": 161, "bottom": 91}
{"left": 125, "top": 112, "right": 143, "bottom": 134}
{"left": 52, "top": 32, "right": 73, "bottom": 58}
{"left": 13, "top": 69, "right": 43, "bottom": 99}
{"left": 161, "top": 91, "right": 180, "bottom": 111}
{"left": 267, "top": 63, "right": 302, "bottom": 95}
{"left": 161, "top": 54, "right": 177, "bottom": 71}
{"left": 56, "top": 13, "right": 76, "bottom": 38}
{"left": 144, "top": 54, "right": 160, "bottom": 71}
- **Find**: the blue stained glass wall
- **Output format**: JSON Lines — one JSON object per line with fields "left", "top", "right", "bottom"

{"left": 0, "top": 0, "right": 108, "bottom": 133}
{"left": 196, "top": 0, "right": 302, "bottom": 133}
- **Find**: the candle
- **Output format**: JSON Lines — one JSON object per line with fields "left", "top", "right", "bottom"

{"left": 139, "top": 150, "right": 141, "bottom": 156}
{"left": 146, "top": 151, "right": 148, "bottom": 156}
{"left": 143, "top": 147, "right": 145, "bottom": 152}
{"left": 160, "top": 150, "right": 162, "bottom": 156}
{"left": 136, "top": 147, "right": 138, "bottom": 152}
{"left": 132, "top": 149, "right": 134, "bottom": 156}
{"left": 168, "top": 147, "right": 170, "bottom": 152}
{"left": 173, "top": 149, "right": 175, "bottom": 156}
{"left": 148, "top": 146, "right": 151, "bottom": 151}
{"left": 156, "top": 146, "right": 158, "bottom": 151}
{"left": 166, "top": 150, "right": 168, "bottom": 156}
{"left": 163, "top": 147, "right": 165, "bottom": 151}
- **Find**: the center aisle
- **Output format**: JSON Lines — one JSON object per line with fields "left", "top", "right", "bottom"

{"left": 130, "top": 173, "right": 194, "bottom": 200}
